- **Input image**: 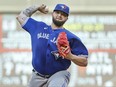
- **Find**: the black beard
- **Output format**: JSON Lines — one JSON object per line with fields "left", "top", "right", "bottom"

{"left": 52, "top": 18, "right": 66, "bottom": 27}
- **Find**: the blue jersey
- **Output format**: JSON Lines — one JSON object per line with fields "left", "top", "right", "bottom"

{"left": 22, "top": 18, "right": 88, "bottom": 75}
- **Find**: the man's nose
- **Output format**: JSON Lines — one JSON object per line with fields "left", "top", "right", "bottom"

{"left": 57, "top": 13, "right": 62, "bottom": 16}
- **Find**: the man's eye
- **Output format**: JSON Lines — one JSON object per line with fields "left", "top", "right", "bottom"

{"left": 55, "top": 11, "right": 60, "bottom": 14}
{"left": 62, "top": 13, "right": 67, "bottom": 17}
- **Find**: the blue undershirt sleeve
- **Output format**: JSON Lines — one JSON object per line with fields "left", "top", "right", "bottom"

{"left": 70, "top": 39, "right": 88, "bottom": 58}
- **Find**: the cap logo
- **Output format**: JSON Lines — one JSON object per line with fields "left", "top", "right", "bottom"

{"left": 61, "top": 5, "right": 66, "bottom": 9}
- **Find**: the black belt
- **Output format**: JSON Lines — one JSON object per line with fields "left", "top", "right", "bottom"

{"left": 32, "top": 69, "right": 51, "bottom": 78}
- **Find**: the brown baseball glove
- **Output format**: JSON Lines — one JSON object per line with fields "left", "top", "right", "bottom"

{"left": 56, "top": 32, "right": 71, "bottom": 58}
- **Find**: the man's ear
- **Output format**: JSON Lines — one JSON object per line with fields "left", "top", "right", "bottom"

{"left": 66, "top": 17, "right": 68, "bottom": 21}
{"left": 52, "top": 12, "right": 54, "bottom": 16}
{"left": 52, "top": 11, "right": 55, "bottom": 14}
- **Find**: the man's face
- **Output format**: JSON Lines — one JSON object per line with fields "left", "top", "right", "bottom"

{"left": 52, "top": 10, "right": 68, "bottom": 27}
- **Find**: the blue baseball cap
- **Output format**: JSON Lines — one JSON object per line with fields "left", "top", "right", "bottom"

{"left": 53, "top": 4, "right": 70, "bottom": 15}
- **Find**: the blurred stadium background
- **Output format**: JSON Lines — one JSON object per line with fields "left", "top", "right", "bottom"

{"left": 0, "top": 0, "right": 116, "bottom": 87}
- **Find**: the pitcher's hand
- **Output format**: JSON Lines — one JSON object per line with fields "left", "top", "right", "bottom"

{"left": 38, "top": 4, "right": 49, "bottom": 14}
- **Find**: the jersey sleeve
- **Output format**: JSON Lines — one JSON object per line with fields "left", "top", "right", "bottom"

{"left": 70, "top": 38, "right": 88, "bottom": 58}
{"left": 22, "top": 18, "right": 42, "bottom": 34}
